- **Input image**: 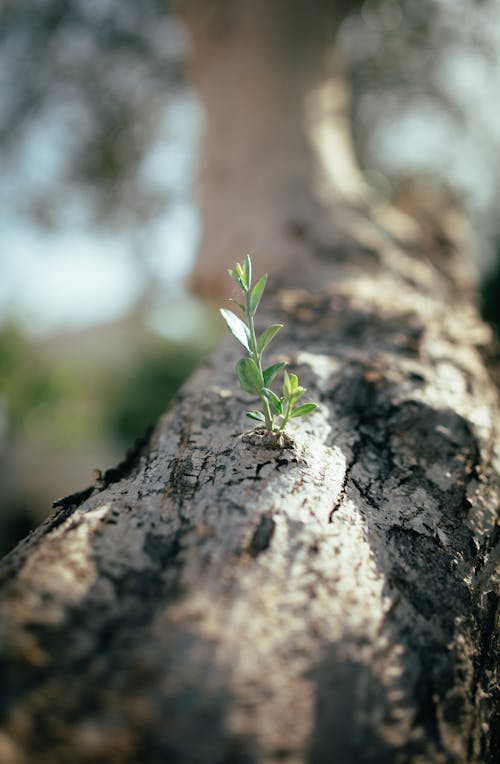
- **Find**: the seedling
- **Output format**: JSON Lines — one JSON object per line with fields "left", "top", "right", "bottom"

{"left": 220, "top": 255, "right": 317, "bottom": 444}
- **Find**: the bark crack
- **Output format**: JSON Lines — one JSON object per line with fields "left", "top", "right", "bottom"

{"left": 248, "top": 516, "right": 276, "bottom": 557}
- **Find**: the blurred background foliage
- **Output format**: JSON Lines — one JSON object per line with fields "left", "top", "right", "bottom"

{"left": 1, "top": 0, "right": 500, "bottom": 555}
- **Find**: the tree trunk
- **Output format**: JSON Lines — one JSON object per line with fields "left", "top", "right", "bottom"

{"left": 0, "top": 3, "right": 499, "bottom": 763}
{"left": 183, "top": 0, "right": 364, "bottom": 297}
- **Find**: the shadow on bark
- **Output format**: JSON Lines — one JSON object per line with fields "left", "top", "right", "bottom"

{"left": 307, "top": 362, "right": 497, "bottom": 763}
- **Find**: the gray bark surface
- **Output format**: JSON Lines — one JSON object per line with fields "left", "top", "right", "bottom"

{"left": 0, "top": 212, "right": 498, "bottom": 764}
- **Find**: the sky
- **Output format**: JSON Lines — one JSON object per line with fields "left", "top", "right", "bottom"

{"left": 0, "top": 88, "right": 204, "bottom": 336}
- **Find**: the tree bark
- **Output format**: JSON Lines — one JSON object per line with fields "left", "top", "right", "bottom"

{"left": 0, "top": 3, "right": 499, "bottom": 763}
{"left": 0, "top": 211, "right": 498, "bottom": 763}
{"left": 182, "top": 0, "right": 363, "bottom": 297}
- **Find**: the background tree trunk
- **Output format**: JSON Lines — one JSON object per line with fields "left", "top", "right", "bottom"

{"left": 0, "top": 2, "right": 499, "bottom": 763}
{"left": 182, "top": 0, "right": 365, "bottom": 297}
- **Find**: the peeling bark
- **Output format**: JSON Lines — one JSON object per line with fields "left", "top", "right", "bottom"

{"left": 0, "top": 218, "right": 498, "bottom": 764}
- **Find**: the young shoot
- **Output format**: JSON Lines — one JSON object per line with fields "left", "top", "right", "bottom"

{"left": 220, "top": 255, "right": 317, "bottom": 443}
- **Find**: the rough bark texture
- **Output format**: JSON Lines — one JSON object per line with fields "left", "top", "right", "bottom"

{"left": 1, "top": 2, "right": 499, "bottom": 761}
{"left": 0, "top": 210, "right": 499, "bottom": 763}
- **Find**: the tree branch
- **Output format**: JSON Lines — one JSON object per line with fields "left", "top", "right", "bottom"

{"left": 0, "top": 221, "right": 498, "bottom": 763}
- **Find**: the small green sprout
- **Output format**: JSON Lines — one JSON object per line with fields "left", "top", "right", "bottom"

{"left": 220, "top": 254, "right": 317, "bottom": 443}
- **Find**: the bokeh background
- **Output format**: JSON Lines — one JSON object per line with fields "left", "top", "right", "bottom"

{"left": 1, "top": 0, "right": 500, "bottom": 556}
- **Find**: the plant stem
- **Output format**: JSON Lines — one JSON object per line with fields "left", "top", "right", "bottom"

{"left": 278, "top": 398, "right": 292, "bottom": 433}
{"left": 245, "top": 290, "right": 273, "bottom": 431}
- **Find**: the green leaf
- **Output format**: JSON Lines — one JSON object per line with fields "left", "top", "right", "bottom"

{"left": 284, "top": 372, "right": 303, "bottom": 401}
{"left": 290, "top": 403, "right": 317, "bottom": 419}
{"left": 283, "top": 369, "right": 291, "bottom": 397}
{"left": 262, "top": 388, "right": 283, "bottom": 416}
{"left": 246, "top": 410, "right": 265, "bottom": 422}
{"left": 263, "top": 361, "right": 287, "bottom": 387}
{"left": 290, "top": 386, "right": 305, "bottom": 404}
{"left": 257, "top": 324, "right": 283, "bottom": 355}
{"left": 244, "top": 254, "right": 252, "bottom": 289}
{"left": 236, "top": 357, "right": 263, "bottom": 395}
{"left": 235, "top": 262, "right": 247, "bottom": 290}
{"left": 220, "top": 309, "right": 250, "bottom": 351}
{"left": 249, "top": 274, "right": 267, "bottom": 314}
{"left": 228, "top": 298, "right": 245, "bottom": 313}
